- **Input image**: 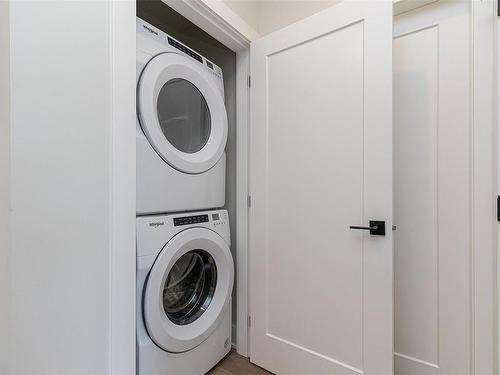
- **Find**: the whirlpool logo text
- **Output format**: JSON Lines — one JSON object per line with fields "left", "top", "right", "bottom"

{"left": 149, "top": 221, "right": 164, "bottom": 228}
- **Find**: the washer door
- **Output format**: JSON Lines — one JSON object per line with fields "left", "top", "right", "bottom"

{"left": 138, "top": 53, "right": 228, "bottom": 174}
{"left": 143, "top": 228, "right": 234, "bottom": 353}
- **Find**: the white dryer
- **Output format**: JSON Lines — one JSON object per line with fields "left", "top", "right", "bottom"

{"left": 137, "top": 210, "right": 233, "bottom": 375}
{"left": 137, "top": 18, "right": 228, "bottom": 215}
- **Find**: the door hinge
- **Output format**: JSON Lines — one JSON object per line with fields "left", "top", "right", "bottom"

{"left": 248, "top": 75, "right": 251, "bottom": 88}
{"left": 248, "top": 315, "right": 251, "bottom": 328}
{"left": 497, "top": 196, "right": 500, "bottom": 221}
{"left": 247, "top": 195, "right": 252, "bottom": 208}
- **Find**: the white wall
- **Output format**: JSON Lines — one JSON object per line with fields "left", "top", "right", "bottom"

{"left": 221, "top": 0, "right": 260, "bottom": 33}
{"left": 0, "top": 1, "right": 11, "bottom": 374}
{"left": 6, "top": 2, "right": 113, "bottom": 373}
{"left": 222, "top": 0, "right": 340, "bottom": 35}
{"left": 257, "top": 0, "right": 340, "bottom": 35}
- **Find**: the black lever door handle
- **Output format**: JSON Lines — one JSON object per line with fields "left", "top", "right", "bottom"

{"left": 349, "top": 220, "right": 386, "bottom": 236}
{"left": 349, "top": 225, "right": 379, "bottom": 230}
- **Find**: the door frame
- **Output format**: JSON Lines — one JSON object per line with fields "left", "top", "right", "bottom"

{"left": 470, "top": 2, "right": 498, "bottom": 374}
{"left": 109, "top": 2, "right": 137, "bottom": 375}
{"left": 108, "top": 0, "right": 497, "bottom": 373}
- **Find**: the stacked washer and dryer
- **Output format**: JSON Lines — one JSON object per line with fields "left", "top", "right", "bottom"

{"left": 136, "top": 18, "right": 234, "bottom": 375}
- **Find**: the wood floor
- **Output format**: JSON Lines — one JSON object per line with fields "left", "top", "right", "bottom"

{"left": 207, "top": 350, "right": 272, "bottom": 375}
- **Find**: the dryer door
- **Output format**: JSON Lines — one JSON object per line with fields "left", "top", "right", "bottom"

{"left": 143, "top": 227, "right": 234, "bottom": 353}
{"left": 137, "top": 52, "right": 228, "bottom": 174}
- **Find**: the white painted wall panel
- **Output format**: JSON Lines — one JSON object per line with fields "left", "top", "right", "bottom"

{"left": 8, "top": 2, "right": 111, "bottom": 373}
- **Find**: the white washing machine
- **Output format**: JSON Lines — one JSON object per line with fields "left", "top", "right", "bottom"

{"left": 137, "top": 18, "right": 228, "bottom": 215}
{"left": 137, "top": 210, "right": 233, "bottom": 375}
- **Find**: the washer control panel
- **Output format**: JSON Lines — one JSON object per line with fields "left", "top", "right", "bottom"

{"left": 211, "top": 211, "right": 228, "bottom": 227}
{"left": 171, "top": 211, "right": 228, "bottom": 228}
{"left": 137, "top": 209, "right": 231, "bottom": 257}
{"left": 173, "top": 214, "right": 209, "bottom": 227}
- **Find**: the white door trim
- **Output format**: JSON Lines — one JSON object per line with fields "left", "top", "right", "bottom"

{"left": 394, "top": 0, "right": 440, "bottom": 16}
{"left": 235, "top": 47, "right": 250, "bottom": 356}
{"left": 162, "top": 0, "right": 258, "bottom": 49}
{"left": 471, "top": 1, "right": 498, "bottom": 374}
{"left": 109, "top": 1, "right": 136, "bottom": 374}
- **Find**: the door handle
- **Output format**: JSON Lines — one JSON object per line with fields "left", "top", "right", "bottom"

{"left": 349, "top": 220, "right": 386, "bottom": 236}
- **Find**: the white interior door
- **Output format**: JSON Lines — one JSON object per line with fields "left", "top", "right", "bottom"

{"left": 394, "top": 1, "right": 474, "bottom": 374}
{"left": 249, "top": 2, "right": 393, "bottom": 374}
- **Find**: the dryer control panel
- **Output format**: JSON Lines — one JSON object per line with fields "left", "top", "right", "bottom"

{"left": 137, "top": 18, "right": 224, "bottom": 83}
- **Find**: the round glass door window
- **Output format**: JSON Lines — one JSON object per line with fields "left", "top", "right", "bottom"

{"left": 163, "top": 250, "right": 217, "bottom": 325}
{"left": 157, "top": 78, "right": 211, "bottom": 154}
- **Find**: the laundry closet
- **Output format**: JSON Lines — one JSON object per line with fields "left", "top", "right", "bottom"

{"left": 135, "top": 1, "right": 240, "bottom": 373}
{"left": 131, "top": 1, "right": 498, "bottom": 375}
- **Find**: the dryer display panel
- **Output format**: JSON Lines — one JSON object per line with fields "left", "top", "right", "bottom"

{"left": 167, "top": 37, "right": 203, "bottom": 63}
